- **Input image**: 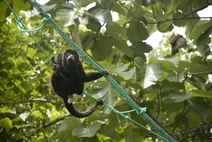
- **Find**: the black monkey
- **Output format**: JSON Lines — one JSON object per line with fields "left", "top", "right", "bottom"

{"left": 50, "top": 49, "right": 104, "bottom": 118}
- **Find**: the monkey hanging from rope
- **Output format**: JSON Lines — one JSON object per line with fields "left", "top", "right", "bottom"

{"left": 50, "top": 49, "right": 105, "bottom": 118}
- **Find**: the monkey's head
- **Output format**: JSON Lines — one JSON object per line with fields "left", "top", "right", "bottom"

{"left": 52, "top": 53, "right": 62, "bottom": 64}
{"left": 63, "top": 49, "right": 79, "bottom": 72}
{"left": 51, "top": 53, "right": 65, "bottom": 72}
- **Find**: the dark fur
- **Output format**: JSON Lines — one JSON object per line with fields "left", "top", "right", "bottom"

{"left": 50, "top": 49, "right": 103, "bottom": 118}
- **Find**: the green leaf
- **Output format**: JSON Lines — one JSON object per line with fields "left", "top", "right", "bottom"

{"left": 31, "top": 110, "right": 45, "bottom": 119}
{"left": 81, "top": 0, "right": 96, "bottom": 7}
{"left": 0, "top": 117, "right": 12, "bottom": 134}
{"left": 193, "top": 0, "right": 206, "bottom": 7}
{"left": 91, "top": 37, "right": 113, "bottom": 60}
{"left": 162, "top": 92, "right": 192, "bottom": 103}
{"left": 18, "top": 62, "right": 29, "bottom": 72}
{"left": 86, "top": 20, "right": 101, "bottom": 31}
{"left": 134, "top": 57, "right": 145, "bottom": 69}
{"left": 189, "top": 63, "right": 211, "bottom": 73}
{"left": 72, "top": 121, "right": 102, "bottom": 137}
{"left": 156, "top": 56, "right": 179, "bottom": 70}
{"left": 130, "top": 42, "right": 152, "bottom": 54}
{"left": 2, "top": 106, "right": 16, "bottom": 114}
{"left": 127, "top": 22, "right": 149, "bottom": 43}
{"left": 99, "top": 124, "right": 121, "bottom": 139}
{"left": 19, "top": 112, "right": 30, "bottom": 121}
{"left": 187, "top": 98, "right": 211, "bottom": 119}
{"left": 0, "top": 0, "right": 11, "bottom": 20}
{"left": 106, "top": 22, "right": 126, "bottom": 34}
{"left": 54, "top": 117, "right": 81, "bottom": 141}
{"left": 157, "top": 19, "right": 173, "bottom": 32}
{"left": 142, "top": 64, "right": 163, "bottom": 88}
{"left": 185, "top": 17, "right": 199, "bottom": 37}
{"left": 92, "top": 82, "right": 120, "bottom": 114}
{"left": 177, "top": 61, "right": 191, "bottom": 72}
{"left": 158, "top": 0, "right": 171, "bottom": 6}
{"left": 134, "top": 57, "right": 146, "bottom": 84}
{"left": 27, "top": 48, "right": 37, "bottom": 59}
{"left": 166, "top": 72, "right": 184, "bottom": 82}
{"left": 56, "top": 9, "right": 76, "bottom": 26}
{"left": 98, "top": 0, "right": 125, "bottom": 15}
{"left": 111, "top": 3, "right": 126, "bottom": 15}
{"left": 192, "top": 90, "right": 212, "bottom": 98}
{"left": 110, "top": 37, "right": 134, "bottom": 58}
{"left": 124, "top": 124, "right": 144, "bottom": 142}
{"left": 15, "top": 0, "right": 31, "bottom": 11}
{"left": 190, "top": 20, "right": 212, "bottom": 42}
{"left": 196, "top": 27, "right": 211, "bottom": 56}
{"left": 20, "top": 81, "right": 33, "bottom": 92}
{"left": 72, "top": 0, "right": 82, "bottom": 8}
{"left": 173, "top": 12, "right": 187, "bottom": 27}
{"left": 113, "top": 64, "right": 135, "bottom": 80}
{"left": 3, "top": 62, "right": 14, "bottom": 70}
{"left": 90, "top": 9, "right": 112, "bottom": 24}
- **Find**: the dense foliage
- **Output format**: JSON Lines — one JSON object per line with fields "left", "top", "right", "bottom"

{"left": 0, "top": 0, "right": 212, "bottom": 141}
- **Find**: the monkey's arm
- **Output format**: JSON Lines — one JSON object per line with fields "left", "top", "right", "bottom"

{"left": 76, "top": 63, "right": 104, "bottom": 82}
{"left": 82, "top": 72, "right": 104, "bottom": 82}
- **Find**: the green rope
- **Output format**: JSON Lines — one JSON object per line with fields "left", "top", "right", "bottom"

{"left": 3, "top": 0, "right": 53, "bottom": 65}
{"left": 16, "top": 16, "right": 47, "bottom": 33}
{"left": 26, "top": 1, "right": 176, "bottom": 141}
{"left": 3, "top": 0, "right": 176, "bottom": 141}
{"left": 85, "top": 91, "right": 167, "bottom": 141}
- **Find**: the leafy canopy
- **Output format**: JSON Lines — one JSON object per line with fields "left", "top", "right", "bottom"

{"left": 0, "top": 0, "right": 212, "bottom": 141}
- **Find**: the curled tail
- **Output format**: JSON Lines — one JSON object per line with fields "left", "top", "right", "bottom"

{"left": 63, "top": 99, "right": 103, "bottom": 118}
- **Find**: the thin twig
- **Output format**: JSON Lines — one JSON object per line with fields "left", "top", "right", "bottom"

{"left": 187, "top": 71, "right": 212, "bottom": 75}
{"left": 35, "top": 114, "right": 71, "bottom": 132}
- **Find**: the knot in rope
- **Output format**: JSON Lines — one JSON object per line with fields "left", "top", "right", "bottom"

{"left": 136, "top": 107, "right": 146, "bottom": 114}
{"left": 44, "top": 13, "right": 51, "bottom": 20}
{"left": 108, "top": 106, "right": 119, "bottom": 113}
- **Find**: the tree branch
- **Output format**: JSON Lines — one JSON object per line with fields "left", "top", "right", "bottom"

{"left": 152, "top": 4, "right": 210, "bottom": 24}
{"left": 180, "top": 124, "right": 212, "bottom": 136}
{"left": 187, "top": 71, "right": 212, "bottom": 75}
{"left": 35, "top": 114, "right": 71, "bottom": 132}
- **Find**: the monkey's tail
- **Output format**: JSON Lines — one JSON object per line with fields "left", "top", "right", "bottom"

{"left": 63, "top": 99, "right": 103, "bottom": 118}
